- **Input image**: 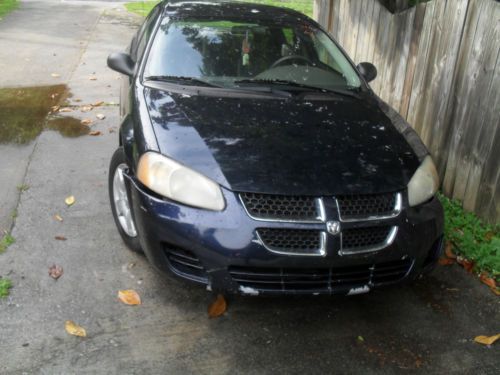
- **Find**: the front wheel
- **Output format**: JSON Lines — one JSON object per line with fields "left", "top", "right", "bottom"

{"left": 109, "top": 147, "right": 142, "bottom": 253}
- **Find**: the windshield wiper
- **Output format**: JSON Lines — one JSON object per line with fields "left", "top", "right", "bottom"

{"left": 234, "top": 78, "right": 360, "bottom": 98}
{"left": 144, "top": 75, "right": 221, "bottom": 88}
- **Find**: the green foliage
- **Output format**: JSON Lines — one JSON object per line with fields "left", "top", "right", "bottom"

{"left": 0, "top": 278, "right": 13, "bottom": 298}
{"left": 0, "top": 0, "right": 18, "bottom": 19}
{"left": 439, "top": 193, "right": 499, "bottom": 280}
{"left": 125, "top": 1, "right": 313, "bottom": 18}
{"left": 0, "top": 233, "right": 15, "bottom": 254}
{"left": 16, "top": 184, "right": 29, "bottom": 192}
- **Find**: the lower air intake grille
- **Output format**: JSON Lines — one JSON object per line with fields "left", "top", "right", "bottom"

{"left": 164, "top": 244, "right": 208, "bottom": 283}
{"left": 337, "top": 192, "right": 398, "bottom": 219}
{"left": 229, "top": 258, "right": 413, "bottom": 293}
{"left": 257, "top": 228, "right": 322, "bottom": 254}
{"left": 342, "top": 226, "right": 393, "bottom": 250}
{"left": 240, "top": 192, "right": 318, "bottom": 221}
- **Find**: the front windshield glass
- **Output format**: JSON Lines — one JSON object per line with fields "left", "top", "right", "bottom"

{"left": 144, "top": 18, "right": 362, "bottom": 90}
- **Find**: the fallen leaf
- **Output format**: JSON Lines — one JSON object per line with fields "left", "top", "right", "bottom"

{"left": 51, "top": 105, "right": 60, "bottom": 113}
{"left": 89, "top": 75, "right": 97, "bottom": 80}
{"left": 474, "top": 334, "right": 500, "bottom": 346}
{"left": 51, "top": 93, "right": 59, "bottom": 99}
{"left": 55, "top": 235, "right": 67, "bottom": 241}
{"left": 118, "top": 289, "right": 141, "bottom": 305}
{"left": 48, "top": 264, "right": 63, "bottom": 280}
{"left": 479, "top": 273, "right": 496, "bottom": 289}
{"left": 74, "top": 99, "right": 82, "bottom": 103}
{"left": 438, "top": 257, "right": 454, "bottom": 266}
{"left": 127, "top": 262, "right": 136, "bottom": 270}
{"left": 484, "top": 231, "right": 494, "bottom": 241}
{"left": 93, "top": 101, "right": 104, "bottom": 107}
{"left": 65, "top": 195, "right": 75, "bottom": 206}
{"left": 59, "top": 107, "right": 73, "bottom": 113}
{"left": 444, "top": 241, "right": 456, "bottom": 259}
{"left": 81, "top": 118, "right": 93, "bottom": 126}
{"left": 54, "top": 214, "right": 63, "bottom": 222}
{"left": 51, "top": 73, "right": 60, "bottom": 78}
{"left": 96, "top": 113, "right": 105, "bottom": 120}
{"left": 108, "top": 128, "right": 116, "bottom": 133}
{"left": 457, "top": 256, "right": 474, "bottom": 273}
{"left": 89, "top": 131, "right": 102, "bottom": 136}
{"left": 65, "top": 320, "right": 86, "bottom": 337}
{"left": 81, "top": 105, "right": 93, "bottom": 113}
{"left": 208, "top": 294, "right": 227, "bottom": 318}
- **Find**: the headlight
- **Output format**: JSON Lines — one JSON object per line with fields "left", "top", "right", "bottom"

{"left": 137, "top": 152, "right": 225, "bottom": 211}
{"left": 407, "top": 155, "right": 439, "bottom": 207}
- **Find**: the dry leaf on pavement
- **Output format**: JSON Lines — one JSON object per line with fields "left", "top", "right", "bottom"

{"left": 457, "top": 256, "right": 474, "bottom": 273}
{"left": 54, "top": 214, "right": 63, "bottom": 222}
{"left": 48, "top": 264, "right": 64, "bottom": 280}
{"left": 59, "top": 107, "right": 73, "bottom": 113}
{"left": 65, "top": 320, "right": 86, "bottom": 337}
{"left": 438, "top": 257, "right": 454, "bottom": 266}
{"left": 81, "top": 105, "right": 93, "bottom": 112}
{"left": 81, "top": 118, "right": 93, "bottom": 126}
{"left": 55, "top": 236, "right": 67, "bottom": 241}
{"left": 479, "top": 273, "right": 496, "bottom": 289}
{"left": 65, "top": 195, "right": 75, "bottom": 206}
{"left": 208, "top": 294, "right": 227, "bottom": 318}
{"left": 51, "top": 73, "right": 60, "bottom": 78}
{"left": 474, "top": 334, "right": 500, "bottom": 346}
{"left": 51, "top": 105, "right": 60, "bottom": 113}
{"left": 89, "top": 130, "right": 102, "bottom": 136}
{"left": 89, "top": 75, "right": 97, "bottom": 80}
{"left": 93, "top": 101, "right": 104, "bottom": 107}
{"left": 118, "top": 289, "right": 141, "bottom": 305}
{"left": 96, "top": 113, "right": 105, "bottom": 120}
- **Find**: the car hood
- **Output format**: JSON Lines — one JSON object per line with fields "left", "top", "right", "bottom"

{"left": 144, "top": 87, "right": 421, "bottom": 195}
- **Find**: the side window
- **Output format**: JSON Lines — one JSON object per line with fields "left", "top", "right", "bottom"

{"left": 132, "top": 5, "right": 161, "bottom": 62}
{"left": 135, "top": 6, "right": 161, "bottom": 61}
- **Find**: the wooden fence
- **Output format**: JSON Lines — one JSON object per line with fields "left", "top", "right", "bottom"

{"left": 313, "top": 0, "right": 499, "bottom": 224}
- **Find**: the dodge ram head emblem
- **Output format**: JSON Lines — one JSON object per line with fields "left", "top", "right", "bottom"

{"left": 326, "top": 221, "right": 341, "bottom": 235}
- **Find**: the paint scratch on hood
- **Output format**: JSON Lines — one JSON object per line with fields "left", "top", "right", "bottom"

{"left": 239, "top": 285, "right": 259, "bottom": 296}
{"left": 347, "top": 285, "right": 370, "bottom": 296}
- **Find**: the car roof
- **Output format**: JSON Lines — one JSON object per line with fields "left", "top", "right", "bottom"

{"left": 160, "top": 1, "right": 312, "bottom": 23}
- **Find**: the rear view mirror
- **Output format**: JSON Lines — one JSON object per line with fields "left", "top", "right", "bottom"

{"left": 107, "top": 52, "right": 135, "bottom": 77}
{"left": 357, "top": 62, "right": 377, "bottom": 83}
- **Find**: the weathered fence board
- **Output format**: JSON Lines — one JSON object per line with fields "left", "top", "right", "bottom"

{"left": 314, "top": 0, "right": 500, "bottom": 223}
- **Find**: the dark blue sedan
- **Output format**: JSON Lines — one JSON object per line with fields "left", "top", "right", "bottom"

{"left": 107, "top": 1, "right": 444, "bottom": 296}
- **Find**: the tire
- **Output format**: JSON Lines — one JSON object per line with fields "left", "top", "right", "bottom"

{"left": 109, "top": 147, "right": 143, "bottom": 253}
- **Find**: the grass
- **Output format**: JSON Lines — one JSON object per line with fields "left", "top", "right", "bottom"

{"left": 0, "top": 278, "right": 13, "bottom": 298}
{"left": 16, "top": 184, "right": 29, "bottom": 192}
{"left": 125, "top": 1, "right": 313, "bottom": 18}
{"left": 439, "top": 193, "right": 499, "bottom": 281}
{"left": 0, "top": 0, "right": 18, "bottom": 19}
{"left": 0, "top": 233, "right": 15, "bottom": 254}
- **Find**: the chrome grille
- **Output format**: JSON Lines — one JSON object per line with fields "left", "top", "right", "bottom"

{"left": 229, "top": 259, "right": 413, "bottom": 293}
{"left": 257, "top": 228, "right": 323, "bottom": 255}
{"left": 337, "top": 192, "right": 399, "bottom": 220}
{"left": 240, "top": 192, "right": 319, "bottom": 221}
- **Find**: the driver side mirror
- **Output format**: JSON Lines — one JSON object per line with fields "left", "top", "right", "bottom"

{"left": 107, "top": 52, "right": 135, "bottom": 77}
{"left": 357, "top": 62, "right": 377, "bottom": 83}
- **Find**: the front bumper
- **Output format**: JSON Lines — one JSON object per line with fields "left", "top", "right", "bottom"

{"left": 125, "top": 174, "right": 444, "bottom": 296}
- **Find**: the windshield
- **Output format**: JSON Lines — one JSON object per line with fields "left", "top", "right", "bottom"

{"left": 144, "top": 18, "right": 362, "bottom": 91}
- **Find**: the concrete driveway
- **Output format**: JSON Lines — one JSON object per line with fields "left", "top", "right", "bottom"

{"left": 0, "top": 1, "right": 499, "bottom": 374}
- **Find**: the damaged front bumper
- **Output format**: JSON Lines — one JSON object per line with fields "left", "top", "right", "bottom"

{"left": 125, "top": 174, "right": 444, "bottom": 296}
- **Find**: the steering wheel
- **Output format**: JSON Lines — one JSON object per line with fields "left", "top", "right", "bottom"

{"left": 270, "top": 55, "right": 313, "bottom": 69}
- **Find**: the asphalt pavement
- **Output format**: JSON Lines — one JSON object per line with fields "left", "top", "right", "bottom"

{"left": 0, "top": 1, "right": 499, "bottom": 374}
